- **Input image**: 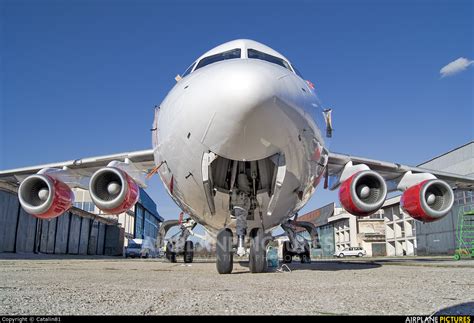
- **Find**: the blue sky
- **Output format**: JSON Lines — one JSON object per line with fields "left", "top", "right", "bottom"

{"left": 1, "top": 0, "right": 473, "bottom": 223}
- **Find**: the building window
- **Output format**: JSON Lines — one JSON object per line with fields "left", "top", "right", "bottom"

{"left": 84, "top": 202, "right": 95, "bottom": 212}
{"left": 368, "top": 212, "right": 383, "bottom": 220}
{"left": 384, "top": 207, "right": 393, "bottom": 221}
{"left": 73, "top": 201, "right": 95, "bottom": 213}
{"left": 144, "top": 211, "right": 159, "bottom": 239}
{"left": 135, "top": 205, "right": 145, "bottom": 239}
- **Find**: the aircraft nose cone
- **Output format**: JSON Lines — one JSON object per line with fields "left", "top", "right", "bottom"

{"left": 211, "top": 62, "right": 279, "bottom": 114}
{"left": 191, "top": 59, "right": 292, "bottom": 160}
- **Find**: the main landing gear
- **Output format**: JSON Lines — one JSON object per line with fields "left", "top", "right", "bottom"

{"left": 158, "top": 214, "right": 201, "bottom": 264}
{"left": 281, "top": 217, "right": 319, "bottom": 264}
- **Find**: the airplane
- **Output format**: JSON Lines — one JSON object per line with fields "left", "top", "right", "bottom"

{"left": 1, "top": 39, "right": 473, "bottom": 274}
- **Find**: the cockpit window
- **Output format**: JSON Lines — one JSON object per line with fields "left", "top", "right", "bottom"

{"left": 292, "top": 65, "right": 304, "bottom": 78}
{"left": 182, "top": 62, "right": 196, "bottom": 78}
{"left": 195, "top": 48, "right": 241, "bottom": 71}
{"left": 247, "top": 49, "right": 292, "bottom": 71}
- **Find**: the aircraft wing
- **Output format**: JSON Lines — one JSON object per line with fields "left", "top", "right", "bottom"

{"left": 0, "top": 149, "right": 155, "bottom": 184}
{"left": 327, "top": 152, "right": 474, "bottom": 191}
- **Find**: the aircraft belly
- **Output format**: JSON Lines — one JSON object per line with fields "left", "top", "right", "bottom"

{"left": 154, "top": 128, "right": 323, "bottom": 234}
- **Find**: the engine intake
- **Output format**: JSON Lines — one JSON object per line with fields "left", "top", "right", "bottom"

{"left": 401, "top": 179, "right": 454, "bottom": 222}
{"left": 339, "top": 170, "right": 387, "bottom": 216}
{"left": 89, "top": 167, "right": 139, "bottom": 214}
{"left": 18, "top": 174, "right": 74, "bottom": 219}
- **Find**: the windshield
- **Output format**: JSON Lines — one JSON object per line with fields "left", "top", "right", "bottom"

{"left": 247, "top": 48, "right": 292, "bottom": 71}
{"left": 292, "top": 65, "right": 304, "bottom": 78}
{"left": 128, "top": 242, "right": 142, "bottom": 249}
{"left": 182, "top": 62, "right": 196, "bottom": 78}
{"left": 195, "top": 48, "right": 241, "bottom": 71}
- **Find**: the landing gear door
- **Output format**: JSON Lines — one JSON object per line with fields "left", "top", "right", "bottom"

{"left": 202, "top": 152, "right": 217, "bottom": 215}
{"left": 267, "top": 154, "right": 286, "bottom": 217}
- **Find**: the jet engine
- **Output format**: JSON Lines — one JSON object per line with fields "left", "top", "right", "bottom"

{"left": 400, "top": 179, "right": 454, "bottom": 222}
{"left": 89, "top": 167, "right": 139, "bottom": 214}
{"left": 18, "top": 174, "right": 74, "bottom": 219}
{"left": 338, "top": 170, "right": 387, "bottom": 216}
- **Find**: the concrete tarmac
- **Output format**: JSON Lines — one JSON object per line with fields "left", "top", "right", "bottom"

{"left": 0, "top": 255, "right": 473, "bottom": 315}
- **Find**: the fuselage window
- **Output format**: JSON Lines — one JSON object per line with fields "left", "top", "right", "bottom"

{"left": 247, "top": 49, "right": 292, "bottom": 71}
{"left": 194, "top": 48, "right": 241, "bottom": 71}
{"left": 182, "top": 62, "right": 196, "bottom": 78}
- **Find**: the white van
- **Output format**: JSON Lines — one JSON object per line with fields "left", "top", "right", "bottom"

{"left": 125, "top": 237, "right": 157, "bottom": 258}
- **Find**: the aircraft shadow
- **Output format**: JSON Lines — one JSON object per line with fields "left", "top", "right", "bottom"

{"left": 238, "top": 260, "right": 381, "bottom": 272}
{"left": 372, "top": 258, "right": 454, "bottom": 264}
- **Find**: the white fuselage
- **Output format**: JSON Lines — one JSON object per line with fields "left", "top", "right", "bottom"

{"left": 152, "top": 58, "right": 328, "bottom": 234}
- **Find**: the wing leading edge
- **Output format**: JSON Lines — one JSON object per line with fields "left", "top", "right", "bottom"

{"left": 0, "top": 149, "right": 155, "bottom": 184}
{"left": 327, "top": 152, "right": 474, "bottom": 191}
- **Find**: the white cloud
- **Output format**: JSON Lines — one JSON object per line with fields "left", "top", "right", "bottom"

{"left": 440, "top": 57, "right": 474, "bottom": 78}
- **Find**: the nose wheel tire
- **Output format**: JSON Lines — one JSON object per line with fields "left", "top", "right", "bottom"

{"left": 249, "top": 228, "right": 267, "bottom": 273}
{"left": 184, "top": 240, "right": 194, "bottom": 263}
{"left": 165, "top": 242, "right": 177, "bottom": 263}
{"left": 216, "top": 229, "right": 233, "bottom": 274}
{"left": 300, "top": 243, "right": 311, "bottom": 264}
{"left": 282, "top": 241, "right": 293, "bottom": 264}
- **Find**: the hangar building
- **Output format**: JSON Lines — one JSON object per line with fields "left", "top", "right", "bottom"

{"left": 72, "top": 187, "right": 163, "bottom": 246}
{"left": 0, "top": 181, "right": 163, "bottom": 256}
{"left": 382, "top": 141, "right": 473, "bottom": 256}
{"left": 286, "top": 141, "right": 473, "bottom": 258}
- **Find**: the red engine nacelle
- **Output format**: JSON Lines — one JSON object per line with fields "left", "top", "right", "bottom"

{"left": 18, "top": 174, "right": 74, "bottom": 219}
{"left": 401, "top": 179, "right": 454, "bottom": 222}
{"left": 89, "top": 167, "right": 139, "bottom": 214}
{"left": 339, "top": 170, "right": 387, "bottom": 216}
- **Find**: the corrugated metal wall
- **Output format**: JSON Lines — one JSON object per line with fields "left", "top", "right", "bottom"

{"left": 415, "top": 143, "right": 474, "bottom": 255}
{"left": 0, "top": 188, "right": 124, "bottom": 256}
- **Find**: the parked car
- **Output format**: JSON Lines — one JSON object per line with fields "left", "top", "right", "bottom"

{"left": 334, "top": 247, "right": 366, "bottom": 258}
{"left": 125, "top": 238, "right": 158, "bottom": 258}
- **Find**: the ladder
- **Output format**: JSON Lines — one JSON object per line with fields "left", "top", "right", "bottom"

{"left": 454, "top": 210, "right": 474, "bottom": 260}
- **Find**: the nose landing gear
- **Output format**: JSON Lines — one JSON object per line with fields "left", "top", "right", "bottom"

{"left": 216, "top": 189, "right": 270, "bottom": 274}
